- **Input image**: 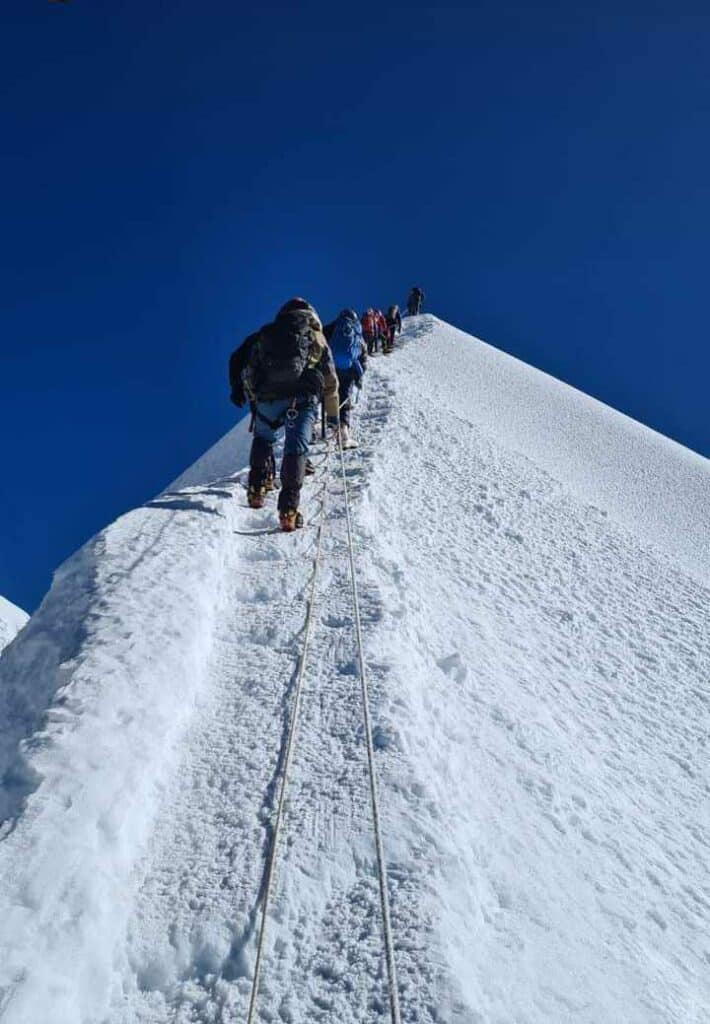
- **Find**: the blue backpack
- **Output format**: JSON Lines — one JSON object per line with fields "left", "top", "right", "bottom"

{"left": 330, "top": 312, "right": 363, "bottom": 371}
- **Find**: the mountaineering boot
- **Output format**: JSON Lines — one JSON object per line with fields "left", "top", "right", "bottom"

{"left": 279, "top": 453, "right": 307, "bottom": 512}
{"left": 247, "top": 485, "right": 266, "bottom": 509}
{"left": 279, "top": 509, "right": 304, "bottom": 532}
{"left": 248, "top": 436, "right": 274, "bottom": 503}
{"left": 340, "top": 424, "right": 359, "bottom": 450}
{"left": 278, "top": 453, "right": 306, "bottom": 531}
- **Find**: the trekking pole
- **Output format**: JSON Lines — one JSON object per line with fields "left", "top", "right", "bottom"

{"left": 321, "top": 400, "right": 326, "bottom": 440}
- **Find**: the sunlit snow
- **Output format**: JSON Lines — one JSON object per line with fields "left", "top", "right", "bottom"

{"left": 0, "top": 316, "right": 707, "bottom": 1023}
{"left": 0, "top": 596, "right": 27, "bottom": 655}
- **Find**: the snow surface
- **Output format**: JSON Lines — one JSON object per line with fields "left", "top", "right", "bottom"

{"left": 0, "top": 315, "right": 708, "bottom": 1024}
{"left": 0, "top": 596, "right": 27, "bottom": 655}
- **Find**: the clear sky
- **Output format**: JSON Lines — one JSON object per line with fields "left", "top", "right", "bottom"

{"left": 1, "top": 1, "right": 709, "bottom": 611}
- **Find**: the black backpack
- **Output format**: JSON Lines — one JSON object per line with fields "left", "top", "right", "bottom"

{"left": 253, "top": 310, "right": 318, "bottom": 398}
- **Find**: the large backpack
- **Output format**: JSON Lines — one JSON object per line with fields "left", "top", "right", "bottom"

{"left": 253, "top": 310, "right": 318, "bottom": 397}
{"left": 330, "top": 313, "right": 363, "bottom": 371}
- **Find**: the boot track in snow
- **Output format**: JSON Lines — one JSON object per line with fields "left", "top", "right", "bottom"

{"left": 110, "top": 371, "right": 409, "bottom": 1023}
{"left": 1, "top": 316, "right": 708, "bottom": 1024}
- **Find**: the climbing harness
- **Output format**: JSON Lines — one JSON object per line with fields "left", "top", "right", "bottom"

{"left": 245, "top": 441, "right": 333, "bottom": 1024}
{"left": 250, "top": 396, "right": 315, "bottom": 433}
{"left": 335, "top": 422, "right": 402, "bottom": 1024}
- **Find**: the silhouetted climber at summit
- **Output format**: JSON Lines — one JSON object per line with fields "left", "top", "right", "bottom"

{"left": 407, "top": 286, "right": 424, "bottom": 316}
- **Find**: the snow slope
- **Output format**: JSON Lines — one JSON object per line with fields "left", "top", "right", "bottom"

{"left": 0, "top": 596, "right": 27, "bottom": 655}
{"left": 0, "top": 315, "right": 708, "bottom": 1024}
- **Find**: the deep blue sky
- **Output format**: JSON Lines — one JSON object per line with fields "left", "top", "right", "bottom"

{"left": 2, "top": 1, "right": 709, "bottom": 611}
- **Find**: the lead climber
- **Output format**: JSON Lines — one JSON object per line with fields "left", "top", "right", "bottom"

{"left": 406, "top": 286, "right": 424, "bottom": 316}
{"left": 234, "top": 298, "right": 339, "bottom": 531}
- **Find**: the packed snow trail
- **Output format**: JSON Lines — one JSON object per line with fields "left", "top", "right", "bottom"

{"left": 244, "top": 442, "right": 334, "bottom": 1024}
{"left": 110, "top": 396, "right": 422, "bottom": 1023}
{"left": 0, "top": 316, "right": 708, "bottom": 1023}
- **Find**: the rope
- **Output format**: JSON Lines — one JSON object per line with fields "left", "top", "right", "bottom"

{"left": 335, "top": 427, "right": 402, "bottom": 1024}
{"left": 246, "top": 443, "right": 332, "bottom": 1024}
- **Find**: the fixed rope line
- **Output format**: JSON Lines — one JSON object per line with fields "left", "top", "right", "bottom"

{"left": 246, "top": 441, "right": 332, "bottom": 1024}
{"left": 336, "top": 427, "right": 402, "bottom": 1024}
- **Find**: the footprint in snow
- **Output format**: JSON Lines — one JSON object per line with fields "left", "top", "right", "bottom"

{"left": 472, "top": 503, "right": 499, "bottom": 526}
{"left": 321, "top": 612, "right": 350, "bottom": 629}
{"left": 437, "top": 651, "right": 468, "bottom": 684}
{"left": 372, "top": 723, "right": 400, "bottom": 751}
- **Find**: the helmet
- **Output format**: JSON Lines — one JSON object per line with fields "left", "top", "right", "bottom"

{"left": 339, "top": 308, "right": 358, "bottom": 321}
{"left": 278, "top": 297, "right": 316, "bottom": 317}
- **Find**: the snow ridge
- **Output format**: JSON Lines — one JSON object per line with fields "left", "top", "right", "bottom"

{"left": 0, "top": 315, "right": 708, "bottom": 1023}
{"left": 412, "top": 318, "right": 710, "bottom": 585}
{"left": 0, "top": 479, "right": 239, "bottom": 1020}
{"left": 0, "top": 596, "right": 27, "bottom": 656}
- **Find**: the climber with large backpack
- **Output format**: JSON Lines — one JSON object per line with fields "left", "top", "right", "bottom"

{"left": 406, "top": 286, "right": 424, "bottom": 316}
{"left": 384, "top": 304, "right": 402, "bottom": 353}
{"left": 329, "top": 308, "right": 367, "bottom": 449}
{"left": 242, "top": 298, "right": 339, "bottom": 531}
{"left": 360, "top": 308, "right": 379, "bottom": 355}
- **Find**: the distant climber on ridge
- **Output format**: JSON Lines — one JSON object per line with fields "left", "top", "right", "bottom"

{"left": 361, "top": 308, "right": 388, "bottom": 355}
{"left": 233, "top": 298, "right": 339, "bottom": 532}
{"left": 407, "top": 286, "right": 424, "bottom": 316}
{"left": 329, "top": 308, "right": 367, "bottom": 449}
{"left": 384, "top": 304, "right": 402, "bottom": 353}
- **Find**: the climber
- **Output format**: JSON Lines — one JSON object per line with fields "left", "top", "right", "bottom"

{"left": 235, "top": 298, "right": 339, "bottom": 531}
{"left": 328, "top": 308, "right": 367, "bottom": 449}
{"left": 406, "top": 286, "right": 424, "bottom": 316}
{"left": 361, "top": 308, "right": 388, "bottom": 355}
{"left": 384, "top": 305, "right": 402, "bottom": 353}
